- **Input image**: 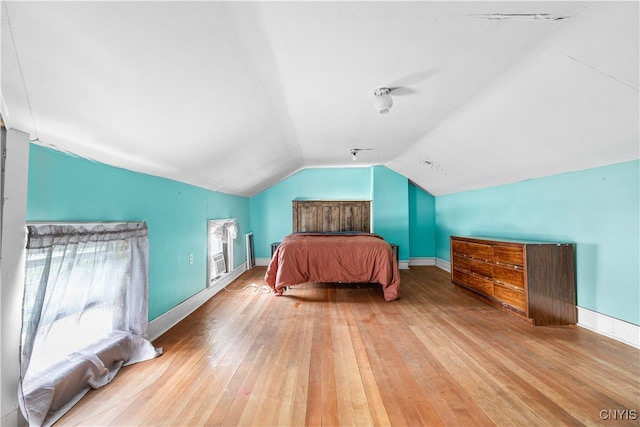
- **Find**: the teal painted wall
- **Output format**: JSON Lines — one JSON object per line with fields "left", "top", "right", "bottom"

{"left": 249, "top": 166, "right": 428, "bottom": 261}
{"left": 26, "top": 145, "right": 250, "bottom": 321}
{"left": 371, "top": 166, "right": 410, "bottom": 261}
{"left": 409, "top": 183, "right": 436, "bottom": 258}
{"left": 250, "top": 167, "right": 372, "bottom": 258}
{"left": 26, "top": 144, "right": 637, "bottom": 326}
{"left": 435, "top": 160, "right": 639, "bottom": 326}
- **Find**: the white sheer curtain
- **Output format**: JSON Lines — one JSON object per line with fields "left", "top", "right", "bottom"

{"left": 209, "top": 218, "right": 238, "bottom": 241}
{"left": 19, "top": 222, "right": 160, "bottom": 427}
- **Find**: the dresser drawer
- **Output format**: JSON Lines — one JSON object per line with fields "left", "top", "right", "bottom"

{"left": 469, "top": 258, "right": 493, "bottom": 278}
{"left": 467, "top": 243, "right": 492, "bottom": 261}
{"left": 494, "top": 284, "right": 526, "bottom": 310}
{"left": 493, "top": 264, "right": 525, "bottom": 289}
{"left": 492, "top": 245, "right": 524, "bottom": 266}
{"left": 452, "top": 270, "right": 494, "bottom": 296}
{"left": 467, "top": 274, "right": 494, "bottom": 296}
{"left": 452, "top": 269, "right": 470, "bottom": 286}
{"left": 452, "top": 253, "right": 470, "bottom": 271}
{"left": 451, "top": 240, "right": 469, "bottom": 255}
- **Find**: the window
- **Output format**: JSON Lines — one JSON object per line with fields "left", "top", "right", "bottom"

{"left": 208, "top": 219, "right": 238, "bottom": 286}
{"left": 20, "top": 222, "right": 159, "bottom": 426}
{"left": 22, "top": 238, "right": 129, "bottom": 374}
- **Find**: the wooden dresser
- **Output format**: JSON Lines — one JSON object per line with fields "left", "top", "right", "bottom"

{"left": 450, "top": 236, "right": 576, "bottom": 325}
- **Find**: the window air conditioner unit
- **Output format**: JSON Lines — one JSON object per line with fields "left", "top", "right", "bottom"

{"left": 211, "top": 252, "right": 226, "bottom": 280}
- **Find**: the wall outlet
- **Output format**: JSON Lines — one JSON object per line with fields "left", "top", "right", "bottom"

{"left": 189, "top": 254, "right": 194, "bottom": 264}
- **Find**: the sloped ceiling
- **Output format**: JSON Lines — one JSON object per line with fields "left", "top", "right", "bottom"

{"left": 1, "top": 1, "right": 638, "bottom": 196}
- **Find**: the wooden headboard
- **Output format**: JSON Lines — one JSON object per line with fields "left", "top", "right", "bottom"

{"left": 292, "top": 200, "right": 371, "bottom": 233}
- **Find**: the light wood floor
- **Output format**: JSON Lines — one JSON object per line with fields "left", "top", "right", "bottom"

{"left": 57, "top": 266, "right": 639, "bottom": 426}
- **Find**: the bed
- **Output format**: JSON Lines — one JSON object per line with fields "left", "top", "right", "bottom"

{"left": 265, "top": 232, "right": 400, "bottom": 301}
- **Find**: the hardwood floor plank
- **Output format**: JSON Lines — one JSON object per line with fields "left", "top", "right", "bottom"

{"left": 289, "top": 294, "right": 314, "bottom": 427}
{"left": 330, "top": 302, "right": 373, "bottom": 426}
{"left": 343, "top": 302, "right": 392, "bottom": 426}
{"left": 352, "top": 300, "right": 440, "bottom": 426}
{"left": 320, "top": 302, "right": 339, "bottom": 427}
{"left": 237, "top": 299, "right": 309, "bottom": 426}
{"left": 55, "top": 266, "right": 640, "bottom": 427}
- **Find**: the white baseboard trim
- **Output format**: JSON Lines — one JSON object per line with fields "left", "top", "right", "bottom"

{"left": 147, "top": 264, "right": 247, "bottom": 341}
{"left": 435, "top": 258, "right": 451, "bottom": 272}
{"left": 409, "top": 257, "right": 436, "bottom": 266}
{"left": 577, "top": 307, "right": 639, "bottom": 349}
{"left": 398, "top": 260, "right": 410, "bottom": 270}
{"left": 256, "top": 257, "right": 271, "bottom": 267}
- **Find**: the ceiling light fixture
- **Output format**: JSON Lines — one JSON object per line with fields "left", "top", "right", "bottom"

{"left": 373, "top": 88, "right": 393, "bottom": 114}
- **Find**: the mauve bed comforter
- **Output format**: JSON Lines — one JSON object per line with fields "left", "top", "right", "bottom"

{"left": 265, "top": 233, "right": 400, "bottom": 301}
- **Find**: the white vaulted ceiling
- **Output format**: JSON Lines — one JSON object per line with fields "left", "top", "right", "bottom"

{"left": 1, "top": 1, "right": 638, "bottom": 196}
